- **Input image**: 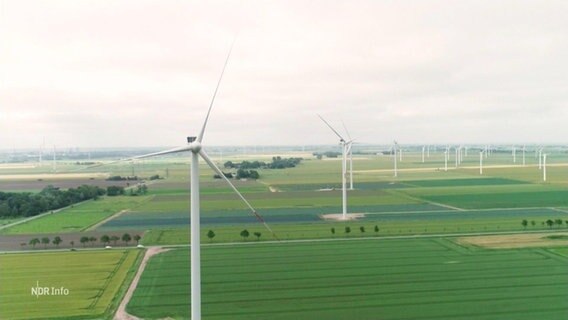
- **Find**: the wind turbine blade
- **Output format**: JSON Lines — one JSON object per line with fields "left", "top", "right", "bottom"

{"left": 81, "top": 145, "right": 191, "bottom": 170}
{"left": 317, "top": 114, "right": 345, "bottom": 141}
{"left": 199, "top": 149, "right": 278, "bottom": 239}
{"left": 342, "top": 121, "right": 352, "bottom": 141}
{"left": 197, "top": 40, "right": 235, "bottom": 143}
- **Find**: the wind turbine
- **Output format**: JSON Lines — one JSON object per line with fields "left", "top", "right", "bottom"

{"left": 393, "top": 141, "right": 399, "bottom": 177}
{"left": 342, "top": 121, "right": 354, "bottom": 190}
{"left": 543, "top": 153, "right": 547, "bottom": 182}
{"left": 318, "top": 115, "right": 351, "bottom": 219}
{"left": 85, "top": 44, "right": 275, "bottom": 320}
{"left": 538, "top": 148, "right": 543, "bottom": 170}
{"left": 522, "top": 145, "right": 526, "bottom": 166}
{"left": 512, "top": 146, "right": 516, "bottom": 163}
{"left": 479, "top": 150, "right": 484, "bottom": 175}
{"left": 422, "top": 146, "right": 425, "bottom": 163}
{"left": 444, "top": 148, "right": 448, "bottom": 172}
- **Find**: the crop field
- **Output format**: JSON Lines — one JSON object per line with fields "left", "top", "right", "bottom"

{"left": 0, "top": 196, "right": 152, "bottom": 235}
{"left": 127, "top": 238, "right": 568, "bottom": 320}
{"left": 0, "top": 249, "right": 141, "bottom": 320}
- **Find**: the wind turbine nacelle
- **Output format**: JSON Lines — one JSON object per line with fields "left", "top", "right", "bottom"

{"left": 187, "top": 136, "right": 197, "bottom": 143}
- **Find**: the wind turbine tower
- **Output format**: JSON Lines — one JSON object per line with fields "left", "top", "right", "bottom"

{"left": 543, "top": 153, "right": 547, "bottom": 182}
{"left": 393, "top": 142, "right": 399, "bottom": 177}
{"left": 479, "top": 150, "right": 484, "bottom": 175}
{"left": 318, "top": 115, "right": 351, "bottom": 219}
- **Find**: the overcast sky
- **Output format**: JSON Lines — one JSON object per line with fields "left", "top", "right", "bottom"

{"left": 1, "top": 0, "right": 567, "bottom": 149}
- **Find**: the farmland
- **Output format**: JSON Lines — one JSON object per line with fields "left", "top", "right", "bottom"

{"left": 127, "top": 238, "right": 568, "bottom": 319}
{"left": 1, "top": 149, "right": 568, "bottom": 320}
{"left": 0, "top": 249, "right": 141, "bottom": 320}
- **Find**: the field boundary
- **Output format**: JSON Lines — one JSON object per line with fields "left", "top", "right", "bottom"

{"left": 84, "top": 209, "right": 130, "bottom": 231}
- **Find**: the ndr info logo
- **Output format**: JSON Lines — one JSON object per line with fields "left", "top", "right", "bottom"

{"left": 31, "top": 281, "right": 70, "bottom": 297}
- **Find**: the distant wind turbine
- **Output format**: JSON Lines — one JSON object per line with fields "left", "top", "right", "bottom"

{"left": 479, "top": 150, "right": 484, "bottom": 175}
{"left": 342, "top": 121, "right": 355, "bottom": 190}
{"left": 393, "top": 141, "right": 399, "bottom": 177}
{"left": 543, "top": 153, "right": 547, "bottom": 182}
{"left": 318, "top": 115, "right": 351, "bottom": 219}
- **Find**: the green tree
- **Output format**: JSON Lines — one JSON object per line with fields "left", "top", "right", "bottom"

{"left": 29, "top": 238, "right": 40, "bottom": 248}
{"left": 554, "top": 219, "right": 563, "bottom": 228}
{"left": 249, "top": 170, "right": 260, "bottom": 180}
{"left": 70, "top": 240, "right": 75, "bottom": 248}
{"left": 133, "top": 234, "right": 141, "bottom": 245}
{"left": 531, "top": 220, "right": 536, "bottom": 227}
{"left": 331, "top": 227, "right": 335, "bottom": 235}
{"left": 254, "top": 232, "right": 261, "bottom": 241}
{"left": 110, "top": 235, "right": 119, "bottom": 245}
{"left": 345, "top": 226, "right": 351, "bottom": 235}
{"left": 41, "top": 237, "right": 50, "bottom": 249}
{"left": 80, "top": 236, "right": 89, "bottom": 247}
{"left": 89, "top": 236, "right": 97, "bottom": 247}
{"left": 360, "top": 226, "right": 365, "bottom": 233}
{"left": 521, "top": 219, "right": 528, "bottom": 230}
{"left": 101, "top": 235, "right": 110, "bottom": 246}
{"left": 122, "top": 233, "right": 132, "bottom": 245}
{"left": 52, "top": 236, "right": 62, "bottom": 248}
{"left": 240, "top": 229, "right": 250, "bottom": 241}
{"left": 207, "top": 230, "right": 215, "bottom": 242}
{"left": 374, "top": 225, "right": 379, "bottom": 233}
{"left": 546, "top": 219, "right": 554, "bottom": 229}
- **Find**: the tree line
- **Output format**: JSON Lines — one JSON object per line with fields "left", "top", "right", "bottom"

{"left": 223, "top": 156, "right": 303, "bottom": 170}
{"left": 0, "top": 185, "right": 105, "bottom": 218}
{"left": 522, "top": 219, "right": 568, "bottom": 229}
{"left": 26, "top": 233, "right": 142, "bottom": 249}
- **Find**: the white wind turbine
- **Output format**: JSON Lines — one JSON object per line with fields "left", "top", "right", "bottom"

{"left": 479, "top": 150, "right": 484, "bottom": 175}
{"left": 421, "top": 146, "right": 425, "bottom": 163}
{"left": 319, "top": 115, "right": 351, "bottom": 219}
{"left": 543, "top": 153, "right": 547, "bottom": 182}
{"left": 342, "top": 121, "right": 355, "bottom": 190}
{"left": 444, "top": 147, "right": 448, "bottom": 172}
{"left": 393, "top": 141, "right": 399, "bottom": 177}
{"left": 86, "top": 45, "right": 275, "bottom": 320}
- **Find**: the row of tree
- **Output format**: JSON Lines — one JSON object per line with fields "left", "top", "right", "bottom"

{"left": 0, "top": 185, "right": 105, "bottom": 218}
{"left": 27, "top": 233, "right": 142, "bottom": 249}
{"left": 107, "top": 184, "right": 148, "bottom": 196}
{"left": 313, "top": 151, "right": 341, "bottom": 159}
{"left": 223, "top": 157, "right": 303, "bottom": 170}
{"left": 331, "top": 226, "right": 380, "bottom": 235}
{"left": 522, "top": 219, "right": 568, "bottom": 229}
{"left": 205, "top": 230, "right": 263, "bottom": 242}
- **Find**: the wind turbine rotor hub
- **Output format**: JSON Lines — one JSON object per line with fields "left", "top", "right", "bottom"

{"left": 189, "top": 141, "right": 202, "bottom": 153}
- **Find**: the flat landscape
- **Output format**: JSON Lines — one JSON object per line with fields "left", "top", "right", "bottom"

{"left": 1, "top": 149, "right": 567, "bottom": 320}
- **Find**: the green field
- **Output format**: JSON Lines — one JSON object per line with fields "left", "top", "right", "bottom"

{"left": 127, "top": 238, "right": 568, "bottom": 319}
{"left": 0, "top": 249, "right": 141, "bottom": 320}
{"left": 1, "top": 196, "right": 152, "bottom": 235}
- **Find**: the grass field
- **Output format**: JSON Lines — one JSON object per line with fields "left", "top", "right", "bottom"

{"left": 0, "top": 249, "right": 141, "bottom": 320}
{"left": 0, "top": 196, "right": 152, "bottom": 235}
{"left": 127, "top": 238, "right": 568, "bottom": 319}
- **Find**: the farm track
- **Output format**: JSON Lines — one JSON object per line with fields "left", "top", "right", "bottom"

{"left": 114, "top": 247, "right": 170, "bottom": 320}
{"left": 85, "top": 209, "right": 129, "bottom": 231}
